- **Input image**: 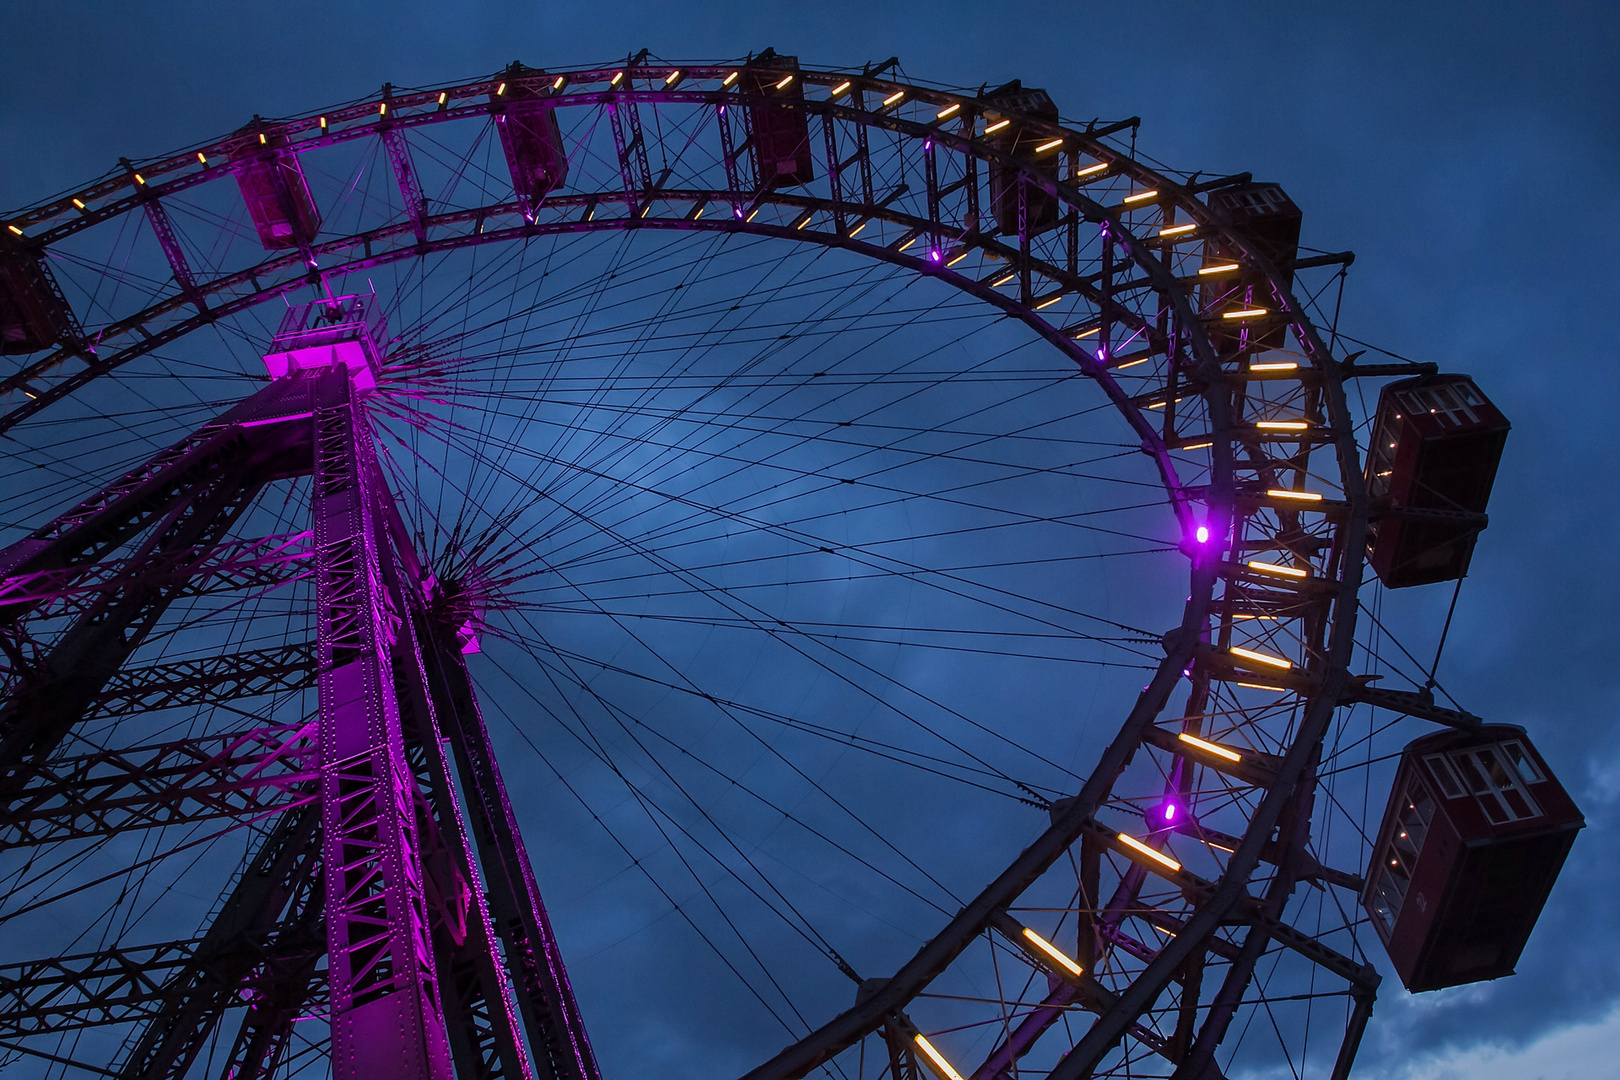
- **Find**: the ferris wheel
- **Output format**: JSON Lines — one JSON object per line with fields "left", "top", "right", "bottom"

{"left": 0, "top": 50, "right": 1581, "bottom": 1080}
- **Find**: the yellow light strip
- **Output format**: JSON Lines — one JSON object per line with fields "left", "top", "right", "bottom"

{"left": 1036, "top": 137, "right": 1063, "bottom": 153}
{"left": 936, "top": 103, "right": 961, "bottom": 119}
{"left": 1075, "top": 161, "right": 1108, "bottom": 177}
{"left": 1159, "top": 223, "right": 1197, "bottom": 237}
{"left": 258, "top": 133, "right": 268, "bottom": 144}
{"left": 6, "top": 225, "right": 23, "bottom": 237}
{"left": 984, "top": 118, "right": 1010, "bottom": 134}
{"left": 1246, "top": 559, "right": 1308, "bottom": 579}
{"left": 553, "top": 75, "right": 567, "bottom": 90}
{"left": 1237, "top": 681, "right": 1290, "bottom": 691}
{"left": 1073, "top": 326, "right": 1101, "bottom": 338}
{"left": 1115, "top": 357, "right": 1151, "bottom": 370}
{"left": 72, "top": 198, "right": 86, "bottom": 210}
{"left": 1177, "top": 732, "right": 1244, "bottom": 764}
{"left": 1034, "top": 294, "right": 1065, "bottom": 310}
{"left": 666, "top": 70, "right": 682, "bottom": 85}
{"left": 723, "top": 71, "right": 740, "bottom": 86}
{"left": 992, "top": 272, "right": 1016, "bottom": 286}
{"left": 1223, "top": 308, "right": 1269, "bottom": 319}
{"left": 883, "top": 89, "right": 905, "bottom": 106}
{"left": 1256, "top": 420, "right": 1309, "bottom": 431}
{"left": 437, "top": 91, "right": 448, "bottom": 105}
{"left": 848, "top": 221, "right": 868, "bottom": 237}
{"left": 1181, "top": 440, "right": 1213, "bottom": 450}
{"left": 610, "top": 71, "right": 625, "bottom": 86}
{"left": 319, "top": 116, "right": 329, "bottom": 130}
{"left": 946, "top": 250, "right": 969, "bottom": 267}
{"left": 1021, "top": 927, "right": 1085, "bottom": 976}
{"left": 1198, "top": 262, "right": 1240, "bottom": 275}
{"left": 913, "top": 1036, "right": 966, "bottom": 1080}
{"left": 831, "top": 80, "right": 851, "bottom": 96}
{"left": 133, "top": 173, "right": 146, "bottom": 185}
{"left": 1117, "top": 832, "right": 1182, "bottom": 873}
{"left": 776, "top": 74, "right": 795, "bottom": 89}
{"left": 196, "top": 152, "right": 208, "bottom": 164}
{"left": 1123, "top": 189, "right": 1159, "bottom": 204}
{"left": 1229, "top": 646, "right": 1293, "bottom": 670}
{"left": 1250, "top": 360, "right": 1299, "bottom": 372}
{"left": 1266, "top": 488, "right": 1324, "bottom": 503}
{"left": 496, "top": 82, "right": 507, "bottom": 95}
{"left": 379, "top": 101, "right": 388, "bottom": 115}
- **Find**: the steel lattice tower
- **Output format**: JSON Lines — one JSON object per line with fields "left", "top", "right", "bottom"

{"left": 0, "top": 352, "right": 599, "bottom": 1080}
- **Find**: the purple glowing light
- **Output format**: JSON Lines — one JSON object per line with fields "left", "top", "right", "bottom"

{"left": 1195, "top": 525, "right": 1210, "bottom": 544}
{"left": 928, "top": 248, "right": 943, "bottom": 263}
{"left": 1162, "top": 802, "right": 1179, "bottom": 823}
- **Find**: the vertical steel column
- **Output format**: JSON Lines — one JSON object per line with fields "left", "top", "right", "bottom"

{"left": 311, "top": 366, "right": 453, "bottom": 1080}
{"left": 421, "top": 628, "right": 601, "bottom": 1080}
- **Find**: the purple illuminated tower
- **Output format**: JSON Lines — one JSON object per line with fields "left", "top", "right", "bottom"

{"left": 0, "top": 296, "right": 598, "bottom": 1080}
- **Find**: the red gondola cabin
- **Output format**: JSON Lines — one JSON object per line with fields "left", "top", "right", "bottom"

{"left": 229, "top": 126, "right": 323, "bottom": 251}
{"left": 746, "top": 52, "right": 814, "bottom": 188}
{"left": 1364, "top": 374, "right": 1508, "bottom": 588}
{"left": 1364, "top": 726, "right": 1582, "bottom": 992}
{"left": 983, "top": 81, "right": 1061, "bottom": 239}
{"left": 493, "top": 63, "right": 570, "bottom": 217}
{"left": 1201, "top": 182, "right": 1301, "bottom": 355}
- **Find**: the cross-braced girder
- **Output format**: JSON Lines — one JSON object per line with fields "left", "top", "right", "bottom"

{"left": 0, "top": 720, "right": 315, "bottom": 848}
{"left": 0, "top": 367, "right": 598, "bottom": 1080}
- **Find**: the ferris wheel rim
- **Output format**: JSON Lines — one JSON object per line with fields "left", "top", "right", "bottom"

{"left": 0, "top": 55, "right": 1389, "bottom": 1080}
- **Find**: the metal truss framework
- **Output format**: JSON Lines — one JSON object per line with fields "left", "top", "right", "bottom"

{"left": 0, "top": 371, "right": 601, "bottom": 1080}
{"left": 0, "top": 53, "right": 1488, "bottom": 1080}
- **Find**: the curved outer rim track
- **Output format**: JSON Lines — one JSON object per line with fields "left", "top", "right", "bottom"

{"left": 0, "top": 57, "right": 1375, "bottom": 1079}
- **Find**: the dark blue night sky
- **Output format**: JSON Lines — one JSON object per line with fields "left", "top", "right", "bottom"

{"left": 2, "top": 3, "right": 1617, "bottom": 1078}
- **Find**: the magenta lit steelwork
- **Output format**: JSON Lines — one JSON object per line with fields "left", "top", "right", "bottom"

{"left": 310, "top": 365, "right": 455, "bottom": 1080}
{"left": 263, "top": 293, "right": 388, "bottom": 389}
